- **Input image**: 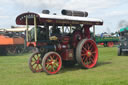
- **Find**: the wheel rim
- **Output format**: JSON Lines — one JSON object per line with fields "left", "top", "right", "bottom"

{"left": 107, "top": 42, "right": 114, "bottom": 47}
{"left": 7, "top": 46, "right": 17, "bottom": 54}
{"left": 29, "top": 53, "right": 43, "bottom": 72}
{"left": 44, "top": 53, "right": 62, "bottom": 74}
{"left": 81, "top": 40, "right": 98, "bottom": 68}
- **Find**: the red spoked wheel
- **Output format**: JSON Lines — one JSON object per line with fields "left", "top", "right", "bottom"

{"left": 76, "top": 39, "right": 98, "bottom": 68}
{"left": 107, "top": 42, "right": 114, "bottom": 47}
{"left": 42, "top": 52, "right": 62, "bottom": 75}
{"left": 28, "top": 52, "right": 43, "bottom": 73}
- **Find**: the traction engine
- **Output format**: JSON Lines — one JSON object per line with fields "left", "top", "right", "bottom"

{"left": 16, "top": 9, "right": 103, "bottom": 74}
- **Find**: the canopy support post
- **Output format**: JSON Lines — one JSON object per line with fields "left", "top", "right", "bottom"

{"left": 62, "top": 24, "right": 64, "bottom": 33}
{"left": 70, "top": 24, "right": 72, "bottom": 33}
{"left": 34, "top": 16, "right": 37, "bottom": 42}
{"left": 26, "top": 16, "right": 29, "bottom": 42}
{"left": 93, "top": 25, "right": 95, "bottom": 38}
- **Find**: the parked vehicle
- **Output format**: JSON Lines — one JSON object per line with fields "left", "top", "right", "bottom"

{"left": 0, "top": 27, "right": 26, "bottom": 55}
{"left": 95, "top": 33, "right": 119, "bottom": 47}
{"left": 118, "top": 27, "right": 128, "bottom": 56}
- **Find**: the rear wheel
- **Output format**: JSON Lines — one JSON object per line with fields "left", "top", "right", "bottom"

{"left": 28, "top": 52, "right": 43, "bottom": 73}
{"left": 107, "top": 42, "right": 114, "bottom": 47}
{"left": 7, "top": 46, "right": 17, "bottom": 54}
{"left": 76, "top": 39, "right": 98, "bottom": 68}
{"left": 7, "top": 45, "right": 24, "bottom": 54}
{"left": 42, "top": 52, "right": 62, "bottom": 75}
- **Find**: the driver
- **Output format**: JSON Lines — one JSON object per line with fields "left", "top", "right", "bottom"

{"left": 51, "top": 25, "right": 61, "bottom": 37}
{"left": 37, "top": 26, "right": 47, "bottom": 40}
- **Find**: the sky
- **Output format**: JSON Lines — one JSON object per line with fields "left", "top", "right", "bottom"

{"left": 0, "top": 0, "right": 128, "bottom": 34}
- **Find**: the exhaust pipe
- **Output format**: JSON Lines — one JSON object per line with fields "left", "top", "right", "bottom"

{"left": 61, "top": 9, "right": 88, "bottom": 17}
{"left": 42, "top": 10, "right": 50, "bottom": 14}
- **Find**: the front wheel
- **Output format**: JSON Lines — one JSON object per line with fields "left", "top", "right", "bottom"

{"left": 76, "top": 39, "right": 98, "bottom": 69}
{"left": 28, "top": 52, "right": 43, "bottom": 73}
{"left": 42, "top": 52, "right": 62, "bottom": 75}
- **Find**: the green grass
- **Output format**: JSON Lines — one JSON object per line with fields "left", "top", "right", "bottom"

{"left": 0, "top": 47, "right": 128, "bottom": 85}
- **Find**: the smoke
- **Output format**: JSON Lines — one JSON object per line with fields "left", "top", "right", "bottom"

{"left": 106, "top": 27, "right": 111, "bottom": 34}
{"left": 118, "top": 20, "right": 128, "bottom": 29}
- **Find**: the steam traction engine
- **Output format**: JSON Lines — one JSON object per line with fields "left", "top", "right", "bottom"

{"left": 16, "top": 10, "right": 103, "bottom": 74}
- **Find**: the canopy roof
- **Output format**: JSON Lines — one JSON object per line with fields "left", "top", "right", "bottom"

{"left": 120, "top": 27, "right": 128, "bottom": 32}
{"left": 0, "top": 27, "right": 32, "bottom": 32}
{"left": 16, "top": 12, "right": 103, "bottom": 26}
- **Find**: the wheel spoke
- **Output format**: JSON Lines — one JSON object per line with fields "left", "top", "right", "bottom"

{"left": 34, "top": 55, "right": 38, "bottom": 60}
{"left": 82, "top": 56, "right": 85, "bottom": 61}
{"left": 37, "top": 64, "right": 40, "bottom": 70}
{"left": 90, "top": 47, "right": 94, "bottom": 52}
{"left": 91, "top": 54, "right": 95, "bottom": 58}
{"left": 45, "top": 62, "right": 50, "bottom": 65}
{"left": 81, "top": 53, "right": 87, "bottom": 56}
{"left": 35, "top": 64, "right": 38, "bottom": 70}
{"left": 31, "top": 65, "right": 35, "bottom": 69}
{"left": 51, "top": 65, "right": 55, "bottom": 72}
{"left": 87, "top": 43, "right": 90, "bottom": 50}
{"left": 83, "top": 56, "right": 88, "bottom": 63}
{"left": 55, "top": 57, "right": 58, "bottom": 62}
{"left": 37, "top": 57, "right": 40, "bottom": 61}
{"left": 31, "top": 63, "right": 36, "bottom": 67}
{"left": 90, "top": 58, "right": 94, "bottom": 63}
{"left": 49, "top": 65, "right": 53, "bottom": 72}
{"left": 91, "top": 51, "right": 96, "bottom": 54}
{"left": 37, "top": 55, "right": 40, "bottom": 60}
{"left": 54, "top": 63, "right": 58, "bottom": 67}
{"left": 50, "top": 56, "right": 53, "bottom": 61}
{"left": 38, "top": 64, "right": 42, "bottom": 69}
{"left": 46, "top": 64, "right": 50, "bottom": 69}
{"left": 90, "top": 55, "right": 94, "bottom": 60}
{"left": 39, "top": 56, "right": 41, "bottom": 60}
{"left": 82, "top": 47, "right": 87, "bottom": 52}
{"left": 31, "top": 59, "right": 36, "bottom": 62}
{"left": 52, "top": 55, "right": 55, "bottom": 59}
{"left": 83, "top": 57, "right": 89, "bottom": 65}
{"left": 88, "top": 43, "right": 93, "bottom": 50}
{"left": 82, "top": 50, "right": 85, "bottom": 53}
{"left": 32, "top": 56, "right": 37, "bottom": 61}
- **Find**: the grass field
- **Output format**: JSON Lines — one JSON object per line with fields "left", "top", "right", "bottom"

{"left": 0, "top": 47, "right": 128, "bottom": 85}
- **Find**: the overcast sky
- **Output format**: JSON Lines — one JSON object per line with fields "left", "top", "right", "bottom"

{"left": 0, "top": 0, "right": 128, "bottom": 34}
